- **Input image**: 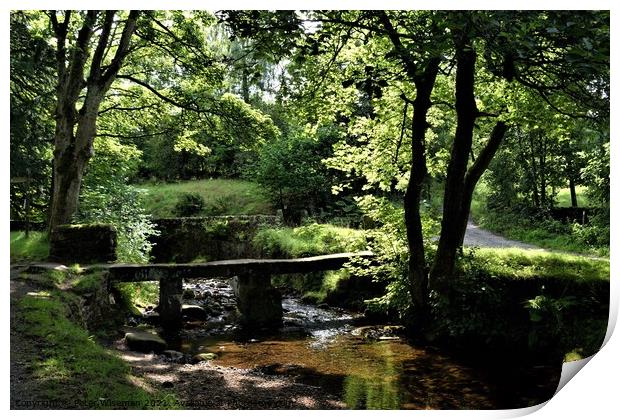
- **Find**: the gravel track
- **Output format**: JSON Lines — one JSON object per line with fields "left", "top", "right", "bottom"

{"left": 463, "top": 219, "right": 542, "bottom": 249}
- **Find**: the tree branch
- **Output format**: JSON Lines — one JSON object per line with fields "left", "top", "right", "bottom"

{"left": 96, "top": 130, "right": 174, "bottom": 140}
{"left": 464, "top": 121, "right": 508, "bottom": 191}
{"left": 98, "top": 102, "right": 161, "bottom": 115}
{"left": 65, "top": 11, "right": 98, "bottom": 102}
{"left": 101, "top": 11, "right": 141, "bottom": 87}
{"left": 117, "top": 74, "right": 201, "bottom": 111}
{"left": 89, "top": 11, "right": 115, "bottom": 82}
{"left": 48, "top": 10, "right": 71, "bottom": 84}
{"left": 376, "top": 11, "right": 418, "bottom": 79}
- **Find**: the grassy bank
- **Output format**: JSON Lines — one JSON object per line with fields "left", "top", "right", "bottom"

{"left": 10, "top": 231, "right": 49, "bottom": 262}
{"left": 432, "top": 247, "right": 610, "bottom": 362}
{"left": 469, "top": 248, "right": 609, "bottom": 282}
{"left": 135, "top": 179, "right": 273, "bottom": 218}
{"left": 253, "top": 223, "right": 368, "bottom": 258}
{"left": 11, "top": 271, "right": 178, "bottom": 409}
{"left": 254, "top": 223, "right": 378, "bottom": 307}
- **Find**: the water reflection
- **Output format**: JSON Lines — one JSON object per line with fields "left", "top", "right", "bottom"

{"left": 171, "top": 279, "right": 558, "bottom": 409}
{"left": 342, "top": 344, "right": 401, "bottom": 409}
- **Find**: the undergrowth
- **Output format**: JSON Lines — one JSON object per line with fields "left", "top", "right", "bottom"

{"left": 14, "top": 283, "right": 179, "bottom": 408}
{"left": 253, "top": 223, "right": 368, "bottom": 258}
{"left": 10, "top": 231, "right": 49, "bottom": 262}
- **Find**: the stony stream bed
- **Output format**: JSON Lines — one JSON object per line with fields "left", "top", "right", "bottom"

{"left": 119, "top": 277, "right": 560, "bottom": 409}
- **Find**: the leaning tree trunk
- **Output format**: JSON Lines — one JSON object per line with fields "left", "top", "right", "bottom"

{"left": 455, "top": 122, "right": 508, "bottom": 247}
{"left": 429, "top": 34, "right": 478, "bottom": 292}
{"left": 48, "top": 10, "right": 139, "bottom": 230}
{"left": 403, "top": 58, "right": 440, "bottom": 323}
{"left": 429, "top": 26, "right": 512, "bottom": 292}
{"left": 50, "top": 90, "right": 104, "bottom": 228}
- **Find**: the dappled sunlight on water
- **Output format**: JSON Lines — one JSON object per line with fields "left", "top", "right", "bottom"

{"left": 173, "top": 292, "right": 501, "bottom": 409}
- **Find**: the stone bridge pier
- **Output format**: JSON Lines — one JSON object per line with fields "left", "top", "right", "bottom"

{"left": 104, "top": 251, "right": 373, "bottom": 331}
{"left": 157, "top": 271, "right": 283, "bottom": 331}
{"left": 229, "top": 271, "right": 283, "bottom": 329}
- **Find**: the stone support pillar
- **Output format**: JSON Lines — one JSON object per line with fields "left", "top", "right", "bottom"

{"left": 232, "top": 270, "right": 282, "bottom": 328}
{"left": 159, "top": 277, "right": 183, "bottom": 331}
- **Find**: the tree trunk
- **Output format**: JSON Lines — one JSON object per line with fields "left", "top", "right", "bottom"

{"left": 528, "top": 132, "right": 540, "bottom": 207}
{"left": 50, "top": 87, "right": 105, "bottom": 228}
{"left": 377, "top": 12, "right": 441, "bottom": 325}
{"left": 539, "top": 132, "right": 547, "bottom": 207}
{"left": 48, "top": 10, "right": 139, "bottom": 230}
{"left": 241, "top": 65, "right": 250, "bottom": 103}
{"left": 569, "top": 176, "right": 578, "bottom": 207}
{"left": 429, "top": 33, "right": 478, "bottom": 291}
{"left": 403, "top": 58, "right": 440, "bottom": 325}
{"left": 455, "top": 122, "right": 508, "bottom": 246}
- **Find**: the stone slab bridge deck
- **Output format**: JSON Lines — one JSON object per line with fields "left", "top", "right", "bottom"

{"left": 98, "top": 251, "right": 374, "bottom": 330}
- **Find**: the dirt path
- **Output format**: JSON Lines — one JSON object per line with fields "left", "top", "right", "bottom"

{"left": 463, "top": 219, "right": 542, "bottom": 249}
{"left": 10, "top": 268, "right": 39, "bottom": 409}
{"left": 463, "top": 219, "right": 608, "bottom": 262}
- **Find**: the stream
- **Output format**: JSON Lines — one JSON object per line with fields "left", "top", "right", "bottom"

{"left": 138, "top": 278, "right": 560, "bottom": 409}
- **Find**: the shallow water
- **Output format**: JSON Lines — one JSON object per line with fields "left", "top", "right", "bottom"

{"left": 168, "top": 279, "right": 558, "bottom": 409}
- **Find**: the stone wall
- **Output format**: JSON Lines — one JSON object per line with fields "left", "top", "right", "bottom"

{"left": 49, "top": 224, "right": 117, "bottom": 264}
{"left": 549, "top": 207, "right": 598, "bottom": 225}
{"left": 150, "top": 215, "right": 282, "bottom": 263}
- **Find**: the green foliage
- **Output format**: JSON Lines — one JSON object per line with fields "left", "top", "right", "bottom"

{"left": 252, "top": 126, "right": 337, "bottom": 212}
{"left": 353, "top": 196, "right": 440, "bottom": 320}
{"left": 253, "top": 223, "right": 368, "bottom": 258}
{"left": 138, "top": 179, "right": 273, "bottom": 217}
{"left": 114, "top": 282, "right": 160, "bottom": 311}
{"left": 582, "top": 141, "right": 610, "bottom": 206}
{"left": 429, "top": 274, "right": 509, "bottom": 345}
{"left": 10, "top": 231, "right": 49, "bottom": 262}
{"left": 428, "top": 248, "right": 608, "bottom": 358}
{"left": 524, "top": 294, "right": 606, "bottom": 358}
{"left": 15, "top": 288, "right": 178, "bottom": 407}
{"left": 174, "top": 192, "right": 205, "bottom": 217}
{"left": 10, "top": 11, "right": 55, "bottom": 223}
{"left": 77, "top": 138, "right": 158, "bottom": 263}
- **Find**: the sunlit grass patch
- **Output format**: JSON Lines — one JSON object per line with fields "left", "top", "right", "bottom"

{"left": 136, "top": 179, "right": 273, "bottom": 217}
{"left": 555, "top": 186, "right": 589, "bottom": 208}
{"left": 10, "top": 231, "right": 49, "bottom": 262}
{"left": 253, "top": 223, "right": 368, "bottom": 258}
{"left": 15, "top": 286, "right": 179, "bottom": 408}
{"left": 470, "top": 248, "right": 609, "bottom": 282}
{"left": 114, "top": 281, "right": 159, "bottom": 312}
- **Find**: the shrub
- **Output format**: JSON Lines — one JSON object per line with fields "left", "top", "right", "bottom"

{"left": 174, "top": 192, "right": 205, "bottom": 216}
{"left": 251, "top": 128, "right": 334, "bottom": 214}
{"left": 78, "top": 137, "right": 159, "bottom": 263}
{"left": 353, "top": 195, "right": 440, "bottom": 321}
{"left": 253, "top": 223, "right": 368, "bottom": 258}
{"left": 78, "top": 185, "right": 159, "bottom": 263}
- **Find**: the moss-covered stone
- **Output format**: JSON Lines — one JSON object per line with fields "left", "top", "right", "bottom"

{"left": 124, "top": 331, "right": 167, "bottom": 353}
{"left": 49, "top": 224, "right": 117, "bottom": 264}
{"left": 150, "top": 216, "right": 281, "bottom": 263}
{"left": 192, "top": 352, "right": 217, "bottom": 363}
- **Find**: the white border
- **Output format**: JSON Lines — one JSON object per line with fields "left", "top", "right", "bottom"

{"left": 2, "top": 2, "right": 617, "bottom": 419}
